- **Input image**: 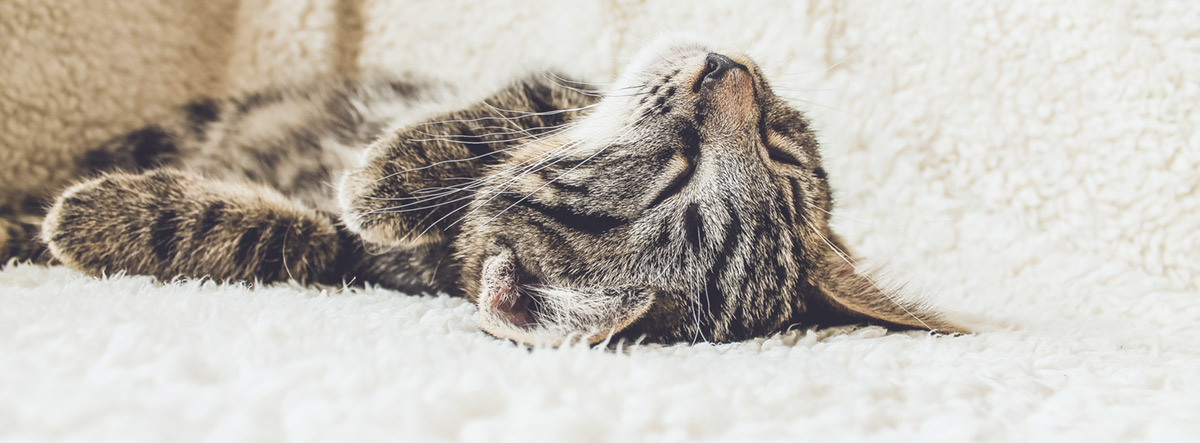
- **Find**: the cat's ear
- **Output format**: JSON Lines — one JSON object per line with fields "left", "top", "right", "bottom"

{"left": 339, "top": 72, "right": 599, "bottom": 247}
{"left": 472, "top": 246, "right": 656, "bottom": 346}
{"left": 810, "top": 234, "right": 968, "bottom": 334}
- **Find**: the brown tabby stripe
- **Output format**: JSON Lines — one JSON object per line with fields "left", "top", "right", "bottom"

{"left": 257, "top": 223, "right": 291, "bottom": 277}
{"left": 183, "top": 98, "right": 220, "bottom": 141}
{"left": 196, "top": 202, "right": 225, "bottom": 236}
{"left": 127, "top": 127, "right": 178, "bottom": 169}
{"left": 647, "top": 126, "right": 701, "bottom": 208}
{"left": 541, "top": 174, "right": 589, "bottom": 194}
{"left": 790, "top": 179, "right": 806, "bottom": 215}
{"left": 234, "top": 226, "right": 262, "bottom": 264}
{"left": 683, "top": 202, "right": 704, "bottom": 251}
{"left": 509, "top": 196, "right": 624, "bottom": 234}
{"left": 150, "top": 209, "right": 180, "bottom": 260}
{"left": 701, "top": 205, "right": 744, "bottom": 321}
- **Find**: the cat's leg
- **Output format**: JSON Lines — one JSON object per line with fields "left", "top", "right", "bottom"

{"left": 340, "top": 72, "right": 599, "bottom": 246}
{"left": 43, "top": 169, "right": 341, "bottom": 284}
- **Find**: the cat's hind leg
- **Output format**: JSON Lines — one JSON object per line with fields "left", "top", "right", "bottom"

{"left": 43, "top": 169, "right": 342, "bottom": 284}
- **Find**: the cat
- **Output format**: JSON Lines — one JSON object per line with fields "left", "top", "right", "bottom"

{"left": 0, "top": 36, "right": 965, "bottom": 345}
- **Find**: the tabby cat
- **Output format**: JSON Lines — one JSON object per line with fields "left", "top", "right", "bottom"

{"left": 0, "top": 37, "right": 965, "bottom": 345}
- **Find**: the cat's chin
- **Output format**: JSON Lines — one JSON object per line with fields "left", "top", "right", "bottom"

{"left": 475, "top": 250, "right": 654, "bottom": 346}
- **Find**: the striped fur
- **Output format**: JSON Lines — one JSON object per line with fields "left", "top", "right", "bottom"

{"left": 2, "top": 37, "right": 965, "bottom": 345}
{"left": 43, "top": 170, "right": 340, "bottom": 283}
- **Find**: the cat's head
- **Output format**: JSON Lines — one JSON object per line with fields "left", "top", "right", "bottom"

{"left": 452, "top": 38, "right": 964, "bottom": 345}
{"left": 343, "top": 36, "right": 964, "bottom": 345}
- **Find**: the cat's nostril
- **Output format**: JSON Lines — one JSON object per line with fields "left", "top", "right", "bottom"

{"left": 701, "top": 53, "right": 739, "bottom": 86}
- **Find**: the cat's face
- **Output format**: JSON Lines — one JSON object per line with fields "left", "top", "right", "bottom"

{"left": 456, "top": 38, "right": 847, "bottom": 344}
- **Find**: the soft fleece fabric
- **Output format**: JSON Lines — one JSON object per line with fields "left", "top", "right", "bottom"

{"left": 2, "top": 1, "right": 1198, "bottom": 441}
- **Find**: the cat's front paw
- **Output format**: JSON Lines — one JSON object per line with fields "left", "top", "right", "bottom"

{"left": 337, "top": 151, "right": 453, "bottom": 248}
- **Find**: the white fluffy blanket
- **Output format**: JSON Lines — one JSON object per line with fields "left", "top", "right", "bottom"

{"left": 3, "top": 1, "right": 1198, "bottom": 441}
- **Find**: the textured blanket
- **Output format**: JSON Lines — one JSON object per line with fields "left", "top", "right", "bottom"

{"left": 3, "top": 1, "right": 1198, "bottom": 441}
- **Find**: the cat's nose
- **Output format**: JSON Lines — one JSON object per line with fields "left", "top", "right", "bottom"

{"left": 693, "top": 51, "right": 758, "bottom": 133}
{"left": 701, "top": 53, "right": 742, "bottom": 86}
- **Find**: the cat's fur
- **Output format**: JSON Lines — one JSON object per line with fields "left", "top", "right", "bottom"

{"left": 0, "top": 37, "right": 965, "bottom": 345}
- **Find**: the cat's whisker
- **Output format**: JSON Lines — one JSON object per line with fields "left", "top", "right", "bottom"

{"left": 479, "top": 101, "right": 598, "bottom": 118}
{"left": 360, "top": 166, "right": 528, "bottom": 211}
{"left": 366, "top": 134, "right": 560, "bottom": 186}
{"left": 358, "top": 169, "right": 572, "bottom": 216}
{"left": 365, "top": 182, "right": 485, "bottom": 201}
{"left": 412, "top": 121, "right": 575, "bottom": 140}
{"left": 360, "top": 179, "right": 493, "bottom": 206}
{"left": 362, "top": 166, "right": 547, "bottom": 213}
{"left": 812, "top": 206, "right": 905, "bottom": 228}
{"left": 538, "top": 73, "right": 616, "bottom": 98}
{"left": 465, "top": 98, "right": 667, "bottom": 232}
{"left": 482, "top": 102, "right": 662, "bottom": 208}
{"left": 600, "top": 91, "right": 655, "bottom": 99}
{"left": 369, "top": 115, "right": 585, "bottom": 187}
{"left": 824, "top": 50, "right": 860, "bottom": 73}
{"left": 403, "top": 132, "right": 597, "bottom": 239}
{"left": 355, "top": 193, "right": 479, "bottom": 216}
{"left": 698, "top": 226, "right": 715, "bottom": 327}
{"left": 414, "top": 102, "right": 600, "bottom": 127}
{"left": 769, "top": 87, "right": 842, "bottom": 93}
{"left": 405, "top": 123, "right": 574, "bottom": 145}
{"left": 693, "top": 221, "right": 711, "bottom": 344}
{"left": 422, "top": 122, "right": 613, "bottom": 236}
{"left": 776, "top": 95, "right": 850, "bottom": 114}
{"left": 542, "top": 71, "right": 641, "bottom": 90}
{"left": 281, "top": 225, "right": 295, "bottom": 282}
{"left": 812, "top": 206, "right": 956, "bottom": 228}
{"left": 420, "top": 137, "right": 591, "bottom": 236}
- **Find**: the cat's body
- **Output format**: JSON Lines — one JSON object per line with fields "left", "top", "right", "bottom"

{"left": 1, "top": 37, "right": 965, "bottom": 345}
{"left": 25, "top": 74, "right": 495, "bottom": 295}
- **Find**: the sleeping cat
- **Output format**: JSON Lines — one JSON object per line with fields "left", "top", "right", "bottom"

{"left": 0, "top": 37, "right": 965, "bottom": 345}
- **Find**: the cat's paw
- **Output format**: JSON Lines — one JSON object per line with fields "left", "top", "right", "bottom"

{"left": 337, "top": 147, "right": 453, "bottom": 248}
{"left": 44, "top": 170, "right": 341, "bottom": 283}
{"left": 337, "top": 72, "right": 596, "bottom": 248}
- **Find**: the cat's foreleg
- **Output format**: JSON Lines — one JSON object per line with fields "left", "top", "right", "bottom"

{"left": 340, "top": 72, "right": 598, "bottom": 246}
